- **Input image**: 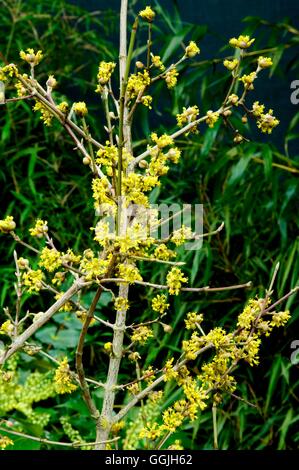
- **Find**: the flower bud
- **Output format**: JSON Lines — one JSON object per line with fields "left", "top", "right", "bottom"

{"left": 138, "top": 159, "right": 148, "bottom": 169}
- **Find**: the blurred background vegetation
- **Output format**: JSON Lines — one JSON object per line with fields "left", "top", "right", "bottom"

{"left": 0, "top": 0, "right": 299, "bottom": 450}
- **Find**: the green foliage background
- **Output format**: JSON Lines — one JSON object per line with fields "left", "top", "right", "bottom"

{"left": 0, "top": 0, "right": 299, "bottom": 450}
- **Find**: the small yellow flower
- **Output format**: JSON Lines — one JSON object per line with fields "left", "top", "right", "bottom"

{"left": 257, "top": 109, "right": 279, "bottom": 134}
{"left": 0, "top": 435, "right": 14, "bottom": 449}
{"left": 229, "top": 35, "right": 255, "bottom": 49}
{"left": 104, "top": 342, "right": 113, "bottom": 354}
{"left": 176, "top": 106, "right": 199, "bottom": 129}
{"left": 141, "top": 95, "right": 153, "bottom": 108}
{"left": 57, "top": 101, "right": 69, "bottom": 114}
{"left": 96, "top": 61, "right": 116, "bottom": 93}
{"left": 152, "top": 294, "right": 169, "bottom": 314}
{"left": 127, "top": 70, "right": 151, "bottom": 99}
{"left": 164, "top": 358, "right": 178, "bottom": 381}
{"left": 257, "top": 56, "right": 273, "bottom": 69}
{"left": 185, "top": 312, "right": 204, "bottom": 330}
{"left": 39, "top": 247, "right": 62, "bottom": 272}
{"left": 228, "top": 93, "right": 239, "bottom": 105}
{"left": 73, "top": 101, "right": 88, "bottom": 117}
{"left": 252, "top": 101, "right": 265, "bottom": 117}
{"left": 206, "top": 110, "right": 219, "bottom": 128}
{"left": 270, "top": 310, "right": 291, "bottom": 327}
{"left": 171, "top": 225, "right": 192, "bottom": 246}
{"left": 118, "top": 263, "right": 142, "bottom": 284}
{"left": 151, "top": 54, "right": 165, "bottom": 71}
{"left": 22, "top": 269, "right": 43, "bottom": 293}
{"left": 114, "top": 297, "right": 129, "bottom": 311}
{"left": 0, "top": 64, "right": 18, "bottom": 82}
{"left": 164, "top": 68, "right": 179, "bottom": 88}
{"left": 151, "top": 132, "right": 173, "bottom": 148}
{"left": 185, "top": 41, "right": 200, "bottom": 58}
{"left": 0, "top": 320, "right": 14, "bottom": 336}
{"left": 33, "top": 101, "right": 53, "bottom": 126}
{"left": 0, "top": 215, "right": 16, "bottom": 233}
{"left": 166, "top": 267, "right": 188, "bottom": 295}
{"left": 223, "top": 59, "right": 239, "bottom": 71}
{"left": 29, "top": 219, "right": 48, "bottom": 238}
{"left": 19, "top": 48, "right": 43, "bottom": 66}
{"left": 54, "top": 358, "right": 77, "bottom": 394}
{"left": 239, "top": 72, "right": 257, "bottom": 90}
{"left": 131, "top": 326, "right": 154, "bottom": 344}
{"left": 139, "top": 6, "right": 156, "bottom": 22}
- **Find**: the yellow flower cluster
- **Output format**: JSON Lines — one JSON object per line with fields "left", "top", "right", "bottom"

{"left": 168, "top": 440, "right": 184, "bottom": 450}
{"left": 151, "top": 54, "right": 165, "bottom": 71}
{"left": 229, "top": 35, "right": 255, "bottom": 49}
{"left": 257, "top": 109, "right": 280, "bottom": 134}
{"left": 96, "top": 141, "right": 118, "bottom": 174}
{"left": 270, "top": 310, "right": 290, "bottom": 327}
{"left": 185, "top": 312, "right": 203, "bottom": 330}
{"left": 92, "top": 176, "right": 114, "bottom": 211}
{"left": 131, "top": 326, "right": 154, "bottom": 344}
{"left": 164, "top": 68, "right": 179, "bottom": 88}
{"left": 118, "top": 263, "right": 142, "bottom": 283}
{"left": 239, "top": 72, "right": 257, "bottom": 90}
{"left": 166, "top": 267, "right": 188, "bottom": 295}
{"left": 19, "top": 48, "right": 43, "bottom": 66}
{"left": 141, "top": 95, "right": 153, "bottom": 108}
{"left": 80, "top": 252, "right": 110, "bottom": 281}
{"left": 96, "top": 61, "right": 116, "bottom": 93}
{"left": 61, "top": 248, "right": 81, "bottom": 265}
{"left": 15, "top": 75, "right": 28, "bottom": 97}
{"left": 164, "top": 358, "right": 178, "bottom": 382}
{"left": 185, "top": 41, "right": 200, "bottom": 58}
{"left": 0, "top": 215, "right": 16, "bottom": 233}
{"left": 29, "top": 219, "right": 48, "bottom": 237}
{"left": 0, "top": 64, "right": 18, "bottom": 82}
{"left": 33, "top": 101, "right": 53, "bottom": 126}
{"left": 73, "top": 101, "right": 88, "bottom": 117}
{"left": 22, "top": 269, "right": 43, "bottom": 293}
{"left": 122, "top": 173, "right": 159, "bottom": 206}
{"left": 127, "top": 70, "right": 151, "bottom": 100}
{"left": 228, "top": 93, "right": 239, "bottom": 105}
{"left": 0, "top": 436, "right": 14, "bottom": 449}
{"left": 39, "top": 247, "right": 62, "bottom": 272}
{"left": 206, "top": 110, "right": 220, "bottom": 128}
{"left": 182, "top": 331, "right": 204, "bottom": 360}
{"left": 176, "top": 105, "right": 199, "bottom": 132}
{"left": 252, "top": 101, "right": 264, "bottom": 116}
{"left": 140, "top": 366, "right": 154, "bottom": 386}
{"left": 114, "top": 297, "right": 130, "bottom": 311}
{"left": 152, "top": 294, "right": 169, "bottom": 314}
{"left": 0, "top": 320, "right": 14, "bottom": 336}
{"left": 151, "top": 132, "right": 173, "bottom": 149}
{"left": 139, "top": 6, "right": 155, "bottom": 22}
{"left": 57, "top": 101, "right": 69, "bottom": 114}
{"left": 257, "top": 56, "right": 273, "bottom": 69}
{"left": 199, "top": 355, "right": 236, "bottom": 394}
{"left": 223, "top": 58, "right": 239, "bottom": 71}
{"left": 171, "top": 225, "right": 192, "bottom": 246}
{"left": 153, "top": 244, "right": 176, "bottom": 261}
{"left": 54, "top": 358, "right": 77, "bottom": 394}
{"left": 139, "top": 422, "right": 162, "bottom": 440}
